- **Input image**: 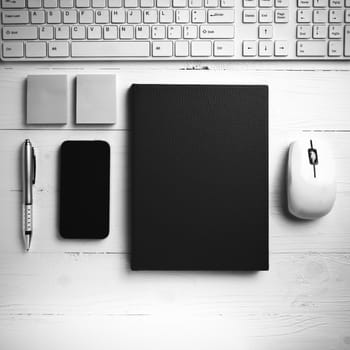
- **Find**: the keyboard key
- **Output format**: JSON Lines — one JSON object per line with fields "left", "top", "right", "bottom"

{"left": 200, "top": 24, "right": 234, "bottom": 38}
{"left": 168, "top": 24, "right": 182, "bottom": 37}
{"left": 71, "top": 41, "right": 150, "bottom": 56}
{"left": 313, "top": 9, "right": 327, "bottom": 23}
{"left": 72, "top": 25, "right": 86, "bottom": 38}
{"left": 259, "top": 9, "right": 273, "bottom": 22}
{"left": 208, "top": 9, "right": 235, "bottom": 23}
{"left": 214, "top": 40, "right": 234, "bottom": 56}
{"left": 192, "top": 9, "right": 206, "bottom": 22}
{"left": 328, "top": 40, "right": 342, "bottom": 56}
{"left": 191, "top": 40, "right": 211, "bottom": 55}
{"left": 111, "top": 9, "right": 126, "bottom": 23}
{"left": 2, "top": 10, "right": 29, "bottom": 24}
{"left": 144, "top": 9, "right": 158, "bottom": 23}
{"left": 140, "top": 0, "right": 154, "bottom": 6}
{"left": 140, "top": 0, "right": 154, "bottom": 7}
{"left": 297, "top": 40, "right": 326, "bottom": 56}
{"left": 152, "top": 25, "right": 166, "bottom": 38}
{"left": 2, "top": 26, "right": 37, "bottom": 39}
{"left": 60, "top": 0, "right": 74, "bottom": 6}
{"left": 157, "top": 0, "right": 171, "bottom": 6}
{"left": 329, "top": 25, "right": 342, "bottom": 38}
{"left": 28, "top": 0, "right": 42, "bottom": 7}
{"left": 329, "top": 0, "right": 342, "bottom": 6}
{"left": 259, "top": 0, "right": 273, "bottom": 6}
{"left": 274, "top": 40, "right": 288, "bottom": 56}
{"left": 31, "top": 10, "right": 45, "bottom": 23}
{"left": 297, "top": 25, "right": 312, "bottom": 38}
{"left": 152, "top": 41, "right": 172, "bottom": 56}
{"left": 345, "top": 9, "right": 350, "bottom": 22}
{"left": 175, "top": 40, "right": 189, "bottom": 55}
{"left": 95, "top": 9, "right": 109, "bottom": 23}
{"left": 80, "top": 9, "right": 93, "bottom": 23}
{"left": 109, "top": 0, "right": 122, "bottom": 6}
{"left": 47, "top": 9, "right": 62, "bottom": 23}
{"left": 345, "top": 25, "right": 350, "bottom": 55}
{"left": 189, "top": 0, "right": 202, "bottom": 6}
{"left": 173, "top": 0, "right": 187, "bottom": 6}
{"left": 26, "top": 41, "right": 47, "bottom": 57}
{"left": 135, "top": 25, "right": 149, "bottom": 38}
{"left": 258, "top": 25, "right": 273, "bottom": 38}
{"left": 243, "top": 9, "right": 257, "bottom": 23}
{"left": 87, "top": 25, "right": 102, "bottom": 39}
{"left": 63, "top": 9, "right": 78, "bottom": 23}
{"left": 205, "top": 0, "right": 218, "bottom": 7}
{"left": 2, "top": 41, "right": 23, "bottom": 57}
{"left": 104, "top": 25, "right": 118, "bottom": 39}
{"left": 243, "top": 0, "right": 257, "bottom": 7}
{"left": 2, "top": 0, "right": 25, "bottom": 8}
{"left": 76, "top": 0, "right": 89, "bottom": 6}
{"left": 48, "top": 41, "right": 69, "bottom": 56}
{"left": 275, "top": 0, "right": 288, "bottom": 7}
{"left": 313, "top": 24, "right": 326, "bottom": 38}
{"left": 221, "top": 0, "right": 235, "bottom": 6}
{"left": 44, "top": 0, "right": 58, "bottom": 7}
{"left": 329, "top": 9, "right": 343, "bottom": 23}
{"left": 184, "top": 24, "right": 197, "bottom": 38}
{"left": 39, "top": 26, "right": 54, "bottom": 39}
{"left": 297, "top": 0, "right": 312, "bottom": 6}
{"left": 92, "top": 0, "right": 106, "bottom": 6}
{"left": 55, "top": 25, "right": 70, "bottom": 39}
{"left": 119, "top": 24, "right": 134, "bottom": 38}
{"left": 313, "top": 0, "right": 327, "bottom": 6}
{"left": 159, "top": 9, "right": 173, "bottom": 22}
{"left": 242, "top": 40, "right": 257, "bottom": 56}
{"left": 176, "top": 9, "right": 190, "bottom": 22}
{"left": 125, "top": 0, "right": 138, "bottom": 6}
{"left": 297, "top": 9, "right": 312, "bottom": 22}
{"left": 127, "top": 9, "right": 141, "bottom": 23}
{"left": 275, "top": 9, "right": 288, "bottom": 23}
{"left": 258, "top": 40, "right": 273, "bottom": 56}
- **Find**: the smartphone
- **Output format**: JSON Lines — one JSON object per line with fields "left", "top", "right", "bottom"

{"left": 59, "top": 140, "right": 110, "bottom": 239}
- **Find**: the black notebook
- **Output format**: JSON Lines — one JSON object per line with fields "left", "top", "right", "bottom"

{"left": 130, "top": 84, "right": 268, "bottom": 271}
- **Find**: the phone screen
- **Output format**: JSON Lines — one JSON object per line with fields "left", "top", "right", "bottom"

{"left": 59, "top": 140, "right": 110, "bottom": 239}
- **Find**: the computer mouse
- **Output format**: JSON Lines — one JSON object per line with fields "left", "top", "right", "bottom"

{"left": 287, "top": 136, "right": 336, "bottom": 220}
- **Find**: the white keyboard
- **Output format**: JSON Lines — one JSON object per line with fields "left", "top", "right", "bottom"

{"left": 1, "top": 0, "right": 350, "bottom": 60}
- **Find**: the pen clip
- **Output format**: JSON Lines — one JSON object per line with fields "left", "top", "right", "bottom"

{"left": 32, "top": 148, "right": 36, "bottom": 185}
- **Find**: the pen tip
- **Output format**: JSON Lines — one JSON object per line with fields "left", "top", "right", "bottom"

{"left": 25, "top": 234, "right": 31, "bottom": 252}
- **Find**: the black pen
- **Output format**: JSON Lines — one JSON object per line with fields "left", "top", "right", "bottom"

{"left": 23, "top": 139, "right": 36, "bottom": 252}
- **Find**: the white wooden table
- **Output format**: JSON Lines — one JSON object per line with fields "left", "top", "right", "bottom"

{"left": 0, "top": 62, "right": 350, "bottom": 350}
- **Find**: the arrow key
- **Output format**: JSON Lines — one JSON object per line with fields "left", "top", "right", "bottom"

{"left": 258, "top": 40, "right": 273, "bottom": 56}
{"left": 274, "top": 40, "right": 288, "bottom": 56}
{"left": 258, "top": 25, "right": 273, "bottom": 39}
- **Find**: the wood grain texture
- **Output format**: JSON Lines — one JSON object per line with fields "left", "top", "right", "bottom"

{"left": 0, "top": 253, "right": 350, "bottom": 349}
{"left": 0, "top": 65, "right": 350, "bottom": 349}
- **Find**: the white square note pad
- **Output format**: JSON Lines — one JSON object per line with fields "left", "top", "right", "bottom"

{"left": 27, "top": 75, "right": 68, "bottom": 124}
{"left": 76, "top": 74, "right": 117, "bottom": 124}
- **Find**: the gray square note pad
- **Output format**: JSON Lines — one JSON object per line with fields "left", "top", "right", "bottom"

{"left": 76, "top": 74, "right": 117, "bottom": 124}
{"left": 27, "top": 75, "right": 68, "bottom": 124}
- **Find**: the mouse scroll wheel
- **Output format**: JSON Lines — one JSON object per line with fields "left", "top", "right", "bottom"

{"left": 308, "top": 149, "right": 318, "bottom": 165}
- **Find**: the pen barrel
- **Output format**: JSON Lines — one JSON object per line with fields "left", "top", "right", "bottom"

{"left": 23, "top": 204, "right": 32, "bottom": 232}
{"left": 23, "top": 140, "right": 33, "bottom": 204}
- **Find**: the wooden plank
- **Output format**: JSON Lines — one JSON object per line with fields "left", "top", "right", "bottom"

{"left": 0, "top": 252, "right": 349, "bottom": 349}
{"left": 0, "top": 69, "right": 350, "bottom": 131}
{"left": 0, "top": 130, "right": 350, "bottom": 253}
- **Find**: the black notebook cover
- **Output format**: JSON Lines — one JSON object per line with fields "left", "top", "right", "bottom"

{"left": 130, "top": 84, "right": 268, "bottom": 270}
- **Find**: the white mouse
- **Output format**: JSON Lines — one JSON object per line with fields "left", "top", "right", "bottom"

{"left": 287, "top": 136, "right": 336, "bottom": 220}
